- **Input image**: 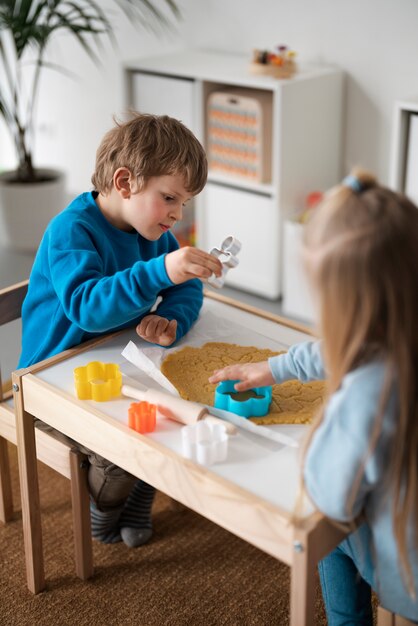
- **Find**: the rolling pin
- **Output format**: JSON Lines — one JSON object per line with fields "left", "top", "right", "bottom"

{"left": 122, "top": 385, "right": 237, "bottom": 435}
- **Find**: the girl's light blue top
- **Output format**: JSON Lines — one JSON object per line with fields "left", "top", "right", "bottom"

{"left": 269, "top": 341, "right": 418, "bottom": 621}
{"left": 19, "top": 192, "right": 203, "bottom": 367}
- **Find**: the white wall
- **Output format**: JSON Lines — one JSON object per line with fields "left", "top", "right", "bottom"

{"left": 0, "top": 0, "right": 187, "bottom": 193}
{"left": 1, "top": 0, "right": 418, "bottom": 195}
{"left": 181, "top": 0, "right": 418, "bottom": 184}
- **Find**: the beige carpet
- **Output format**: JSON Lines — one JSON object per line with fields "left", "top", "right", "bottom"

{"left": 0, "top": 443, "right": 331, "bottom": 626}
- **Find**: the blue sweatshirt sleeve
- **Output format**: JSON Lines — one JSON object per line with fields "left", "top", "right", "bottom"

{"left": 268, "top": 340, "right": 326, "bottom": 383}
{"left": 48, "top": 222, "right": 173, "bottom": 333}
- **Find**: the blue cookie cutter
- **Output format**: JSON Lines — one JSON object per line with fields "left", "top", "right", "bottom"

{"left": 214, "top": 380, "right": 272, "bottom": 418}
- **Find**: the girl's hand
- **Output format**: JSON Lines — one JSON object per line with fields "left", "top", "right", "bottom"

{"left": 165, "top": 247, "right": 223, "bottom": 284}
{"left": 136, "top": 315, "right": 177, "bottom": 347}
{"left": 208, "top": 361, "right": 275, "bottom": 392}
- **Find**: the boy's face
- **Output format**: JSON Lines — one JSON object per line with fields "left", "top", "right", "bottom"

{"left": 122, "top": 174, "right": 192, "bottom": 241}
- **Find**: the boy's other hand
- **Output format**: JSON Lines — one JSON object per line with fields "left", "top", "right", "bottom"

{"left": 136, "top": 315, "right": 177, "bottom": 347}
{"left": 208, "top": 361, "right": 275, "bottom": 392}
{"left": 165, "top": 247, "right": 223, "bottom": 284}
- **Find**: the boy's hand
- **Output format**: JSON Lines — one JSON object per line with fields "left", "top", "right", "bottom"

{"left": 136, "top": 315, "right": 177, "bottom": 347}
{"left": 208, "top": 361, "right": 275, "bottom": 392}
{"left": 165, "top": 247, "right": 223, "bottom": 284}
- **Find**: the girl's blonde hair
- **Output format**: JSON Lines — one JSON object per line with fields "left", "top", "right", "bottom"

{"left": 91, "top": 112, "right": 207, "bottom": 195}
{"left": 303, "top": 167, "right": 418, "bottom": 593}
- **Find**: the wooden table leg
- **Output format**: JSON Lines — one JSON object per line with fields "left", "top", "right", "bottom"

{"left": 290, "top": 535, "right": 316, "bottom": 626}
{"left": 69, "top": 449, "right": 94, "bottom": 580}
{"left": 0, "top": 436, "right": 14, "bottom": 522}
{"left": 12, "top": 372, "right": 45, "bottom": 594}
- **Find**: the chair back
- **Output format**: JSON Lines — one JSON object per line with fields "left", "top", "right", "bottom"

{"left": 0, "top": 280, "right": 28, "bottom": 401}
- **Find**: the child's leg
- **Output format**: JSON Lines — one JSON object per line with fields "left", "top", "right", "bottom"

{"left": 89, "top": 501, "right": 122, "bottom": 544}
{"left": 34, "top": 420, "right": 153, "bottom": 546}
{"left": 318, "top": 543, "right": 373, "bottom": 626}
{"left": 87, "top": 453, "right": 137, "bottom": 544}
{"left": 118, "top": 480, "right": 155, "bottom": 548}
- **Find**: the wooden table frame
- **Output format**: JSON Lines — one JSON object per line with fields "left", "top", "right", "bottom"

{"left": 13, "top": 291, "right": 347, "bottom": 625}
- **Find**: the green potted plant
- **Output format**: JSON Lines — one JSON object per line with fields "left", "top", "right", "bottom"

{"left": 0, "top": 0, "right": 179, "bottom": 251}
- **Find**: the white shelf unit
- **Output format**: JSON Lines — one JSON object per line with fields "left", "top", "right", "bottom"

{"left": 125, "top": 49, "right": 343, "bottom": 299}
{"left": 391, "top": 98, "right": 418, "bottom": 206}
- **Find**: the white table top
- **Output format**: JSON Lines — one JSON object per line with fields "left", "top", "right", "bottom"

{"left": 33, "top": 297, "right": 315, "bottom": 518}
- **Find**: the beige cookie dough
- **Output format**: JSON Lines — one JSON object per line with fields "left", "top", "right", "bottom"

{"left": 161, "top": 342, "right": 325, "bottom": 424}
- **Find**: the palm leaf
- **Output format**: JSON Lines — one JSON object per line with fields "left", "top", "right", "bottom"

{"left": 113, "top": 0, "right": 181, "bottom": 29}
{"left": 0, "top": 0, "right": 180, "bottom": 180}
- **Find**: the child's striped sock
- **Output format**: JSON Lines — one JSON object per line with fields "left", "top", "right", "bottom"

{"left": 90, "top": 501, "right": 122, "bottom": 544}
{"left": 119, "top": 480, "right": 155, "bottom": 548}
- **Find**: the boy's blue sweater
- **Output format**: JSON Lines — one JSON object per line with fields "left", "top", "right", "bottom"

{"left": 19, "top": 192, "right": 203, "bottom": 367}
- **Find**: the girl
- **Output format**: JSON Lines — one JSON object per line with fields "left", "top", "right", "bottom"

{"left": 209, "top": 170, "right": 418, "bottom": 624}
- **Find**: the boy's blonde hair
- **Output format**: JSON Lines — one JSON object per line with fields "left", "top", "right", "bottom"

{"left": 91, "top": 113, "right": 207, "bottom": 195}
{"left": 303, "top": 168, "right": 418, "bottom": 594}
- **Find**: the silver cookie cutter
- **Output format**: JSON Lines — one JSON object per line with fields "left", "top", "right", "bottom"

{"left": 181, "top": 421, "right": 229, "bottom": 466}
{"left": 208, "top": 236, "right": 242, "bottom": 288}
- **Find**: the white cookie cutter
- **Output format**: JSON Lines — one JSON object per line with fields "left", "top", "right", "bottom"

{"left": 181, "top": 421, "right": 228, "bottom": 466}
{"left": 208, "top": 236, "right": 242, "bottom": 288}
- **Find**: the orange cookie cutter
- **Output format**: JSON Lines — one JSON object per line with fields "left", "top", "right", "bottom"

{"left": 73, "top": 361, "right": 122, "bottom": 402}
{"left": 128, "top": 401, "right": 156, "bottom": 434}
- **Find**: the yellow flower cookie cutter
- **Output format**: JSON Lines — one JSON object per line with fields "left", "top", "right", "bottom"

{"left": 74, "top": 361, "right": 122, "bottom": 402}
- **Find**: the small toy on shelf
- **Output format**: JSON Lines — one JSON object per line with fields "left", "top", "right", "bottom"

{"left": 249, "top": 45, "right": 297, "bottom": 79}
{"left": 297, "top": 190, "right": 323, "bottom": 223}
{"left": 171, "top": 205, "right": 196, "bottom": 247}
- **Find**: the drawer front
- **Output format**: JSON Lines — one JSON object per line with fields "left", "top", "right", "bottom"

{"left": 132, "top": 73, "right": 195, "bottom": 132}
{"left": 199, "top": 183, "right": 280, "bottom": 298}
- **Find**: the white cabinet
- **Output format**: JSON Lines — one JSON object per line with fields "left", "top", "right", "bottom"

{"left": 391, "top": 98, "right": 418, "bottom": 205}
{"left": 131, "top": 73, "right": 196, "bottom": 132}
{"left": 125, "top": 50, "right": 343, "bottom": 299}
{"left": 282, "top": 220, "right": 315, "bottom": 323}
{"left": 202, "top": 183, "right": 278, "bottom": 296}
{"left": 129, "top": 71, "right": 198, "bottom": 247}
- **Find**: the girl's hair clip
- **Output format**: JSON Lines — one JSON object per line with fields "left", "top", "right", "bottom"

{"left": 342, "top": 174, "right": 363, "bottom": 193}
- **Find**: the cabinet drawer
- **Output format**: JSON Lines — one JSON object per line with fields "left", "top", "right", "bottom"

{"left": 199, "top": 183, "right": 280, "bottom": 298}
{"left": 132, "top": 72, "right": 195, "bottom": 131}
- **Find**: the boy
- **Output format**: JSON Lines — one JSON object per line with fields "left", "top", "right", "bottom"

{"left": 19, "top": 113, "right": 222, "bottom": 548}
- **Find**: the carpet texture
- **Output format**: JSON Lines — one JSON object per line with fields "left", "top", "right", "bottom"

{"left": 0, "top": 442, "right": 356, "bottom": 626}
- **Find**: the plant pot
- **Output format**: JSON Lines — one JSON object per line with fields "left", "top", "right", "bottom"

{"left": 0, "top": 168, "right": 66, "bottom": 252}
